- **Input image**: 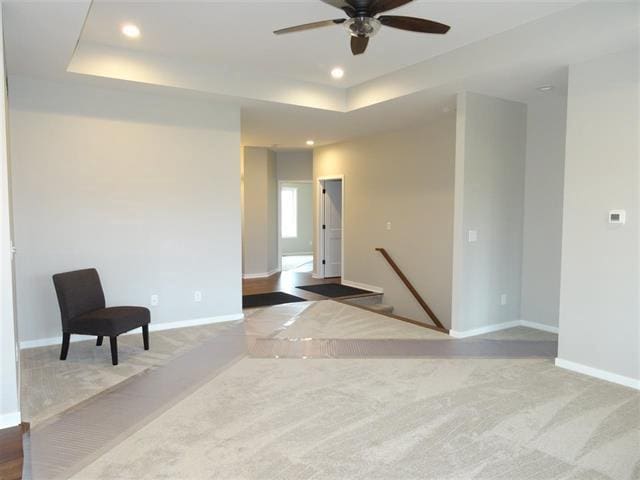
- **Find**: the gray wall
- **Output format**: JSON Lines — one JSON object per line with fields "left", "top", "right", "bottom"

{"left": 558, "top": 49, "right": 639, "bottom": 382}
{"left": 10, "top": 77, "right": 243, "bottom": 344}
{"left": 314, "top": 116, "right": 456, "bottom": 326}
{"left": 276, "top": 150, "right": 313, "bottom": 181}
{"left": 451, "top": 92, "right": 527, "bottom": 333}
{"left": 520, "top": 94, "right": 567, "bottom": 329}
{"left": 266, "top": 150, "right": 278, "bottom": 272}
{"left": 0, "top": 9, "right": 20, "bottom": 427}
{"left": 280, "top": 181, "right": 313, "bottom": 255}
{"left": 241, "top": 147, "right": 278, "bottom": 276}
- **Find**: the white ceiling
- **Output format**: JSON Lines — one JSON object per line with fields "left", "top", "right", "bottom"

{"left": 3, "top": 0, "right": 639, "bottom": 148}
{"left": 81, "top": 0, "right": 579, "bottom": 87}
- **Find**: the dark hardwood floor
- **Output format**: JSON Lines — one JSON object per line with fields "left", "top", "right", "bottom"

{"left": 243, "top": 270, "right": 341, "bottom": 301}
{"left": 0, "top": 423, "right": 27, "bottom": 480}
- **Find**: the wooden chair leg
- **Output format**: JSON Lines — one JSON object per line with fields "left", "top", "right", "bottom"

{"left": 96, "top": 336, "right": 103, "bottom": 346}
{"left": 142, "top": 325, "right": 149, "bottom": 351}
{"left": 109, "top": 336, "right": 118, "bottom": 366}
{"left": 60, "top": 333, "right": 70, "bottom": 361}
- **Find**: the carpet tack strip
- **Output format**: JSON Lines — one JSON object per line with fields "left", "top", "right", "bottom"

{"left": 28, "top": 324, "right": 248, "bottom": 480}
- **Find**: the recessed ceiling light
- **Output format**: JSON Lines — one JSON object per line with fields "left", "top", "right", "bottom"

{"left": 331, "top": 67, "right": 344, "bottom": 80}
{"left": 121, "top": 24, "right": 141, "bottom": 38}
{"left": 537, "top": 85, "right": 554, "bottom": 92}
{"left": 306, "top": 140, "right": 315, "bottom": 146}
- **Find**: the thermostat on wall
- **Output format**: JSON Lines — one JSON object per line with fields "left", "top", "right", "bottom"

{"left": 609, "top": 210, "right": 626, "bottom": 224}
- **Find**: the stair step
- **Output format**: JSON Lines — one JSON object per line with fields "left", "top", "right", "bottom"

{"left": 366, "top": 303, "right": 394, "bottom": 315}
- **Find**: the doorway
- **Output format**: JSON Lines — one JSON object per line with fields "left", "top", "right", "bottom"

{"left": 278, "top": 181, "right": 313, "bottom": 273}
{"left": 318, "top": 177, "right": 343, "bottom": 278}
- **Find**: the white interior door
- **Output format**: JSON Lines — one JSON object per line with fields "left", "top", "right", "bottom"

{"left": 322, "top": 179, "right": 342, "bottom": 278}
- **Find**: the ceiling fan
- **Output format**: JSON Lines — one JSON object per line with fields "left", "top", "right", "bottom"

{"left": 274, "top": 0, "right": 451, "bottom": 56}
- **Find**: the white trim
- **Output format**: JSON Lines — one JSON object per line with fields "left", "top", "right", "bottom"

{"left": 146, "top": 314, "right": 244, "bottom": 332}
{"left": 242, "top": 268, "right": 280, "bottom": 279}
{"left": 0, "top": 411, "right": 21, "bottom": 429}
{"left": 520, "top": 319, "right": 559, "bottom": 334}
{"left": 449, "top": 319, "right": 560, "bottom": 338}
{"left": 282, "top": 252, "right": 313, "bottom": 256}
{"left": 312, "top": 273, "right": 324, "bottom": 279}
{"left": 19, "top": 313, "right": 245, "bottom": 350}
{"left": 341, "top": 279, "right": 384, "bottom": 294}
{"left": 555, "top": 358, "right": 640, "bottom": 390}
{"left": 317, "top": 175, "right": 345, "bottom": 279}
{"left": 449, "top": 320, "right": 521, "bottom": 338}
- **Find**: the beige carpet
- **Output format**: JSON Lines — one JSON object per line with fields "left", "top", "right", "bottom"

{"left": 21, "top": 321, "right": 241, "bottom": 425}
{"left": 21, "top": 301, "right": 639, "bottom": 479}
{"left": 71, "top": 357, "right": 639, "bottom": 480}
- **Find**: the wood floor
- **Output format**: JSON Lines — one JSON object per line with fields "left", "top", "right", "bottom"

{"left": 242, "top": 271, "right": 341, "bottom": 301}
{"left": 0, "top": 424, "right": 27, "bottom": 480}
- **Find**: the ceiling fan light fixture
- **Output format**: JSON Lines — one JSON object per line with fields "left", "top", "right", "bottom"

{"left": 537, "top": 85, "right": 554, "bottom": 92}
{"left": 344, "top": 17, "right": 381, "bottom": 38}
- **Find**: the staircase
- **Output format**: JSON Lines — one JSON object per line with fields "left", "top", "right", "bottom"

{"left": 341, "top": 293, "right": 394, "bottom": 314}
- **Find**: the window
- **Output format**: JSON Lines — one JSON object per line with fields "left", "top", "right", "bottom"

{"left": 281, "top": 187, "right": 298, "bottom": 238}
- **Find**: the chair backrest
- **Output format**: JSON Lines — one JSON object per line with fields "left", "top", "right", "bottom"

{"left": 52, "top": 268, "right": 106, "bottom": 329}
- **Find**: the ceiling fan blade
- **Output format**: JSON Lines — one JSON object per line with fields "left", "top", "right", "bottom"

{"left": 274, "top": 18, "right": 346, "bottom": 35}
{"left": 351, "top": 35, "right": 369, "bottom": 55}
{"left": 320, "top": 0, "right": 357, "bottom": 17}
{"left": 369, "top": 0, "right": 414, "bottom": 15}
{"left": 378, "top": 15, "right": 451, "bottom": 34}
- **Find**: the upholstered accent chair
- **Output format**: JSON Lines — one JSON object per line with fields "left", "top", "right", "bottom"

{"left": 52, "top": 268, "right": 150, "bottom": 365}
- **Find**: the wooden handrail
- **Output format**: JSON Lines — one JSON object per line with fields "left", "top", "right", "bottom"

{"left": 375, "top": 248, "right": 445, "bottom": 330}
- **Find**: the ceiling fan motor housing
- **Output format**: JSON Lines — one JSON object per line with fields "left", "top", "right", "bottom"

{"left": 344, "top": 17, "right": 382, "bottom": 38}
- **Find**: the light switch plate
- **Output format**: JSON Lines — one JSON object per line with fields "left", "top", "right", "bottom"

{"left": 468, "top": 230, "right": 478, "bottom": 243}
{"left": 150, "top": 294, "right": 159, "bottom": 306}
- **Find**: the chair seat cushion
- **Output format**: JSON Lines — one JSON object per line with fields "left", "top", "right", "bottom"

{"left": 69, "top": 306, "right": 150, "bottom": 336}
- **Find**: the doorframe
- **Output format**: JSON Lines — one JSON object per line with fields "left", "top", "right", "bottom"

{"left": 316, "top": 175, "right": 345, "bottom": 279}
{"left": 277, "top": 180, "right": 313, "bottom": 273}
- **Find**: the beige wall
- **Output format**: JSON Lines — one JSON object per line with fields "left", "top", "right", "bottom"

{"left": 558, "top": 49, "right": 639, "bottom": 384}
{"left": 242, "top": 147, "right": 278, "bottom": 276}
{"left": 520, "top": 94, "right": 567, "bottom": 329}
{"left": 314, "top": 116, "right": 456, "bottom": 326}
{"left": 10, "top": 77, "right": 243, "bottom": 344}
{"left": 451, "top": 92, "right": 527, "bottom": 334}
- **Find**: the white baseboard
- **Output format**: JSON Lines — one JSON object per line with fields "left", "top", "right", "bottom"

{"left": 242, "top": 269, "right": 280, "bottom": 279}
{"left": 450, "top": 319, "right": 560, "bottom": 338}
{"left": 555, "top": 357, "right": 640, "bottom": 390}
{"left": 19, "top": 313, "right": 245, "bottom": 350}
{"left": 311, "top": 273, "right": 323, "bottom": 279}
{"left": 0, "top": 411, "right": 21, "bottom": 429}
{"left": 520, "top": 319, "right": 559, "bottom": 334}
{"left": 450, "top": 320, "right": 521, "bottom": 338}
{"left": 341, "top": 279, "right": 384, "bottom": 294}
